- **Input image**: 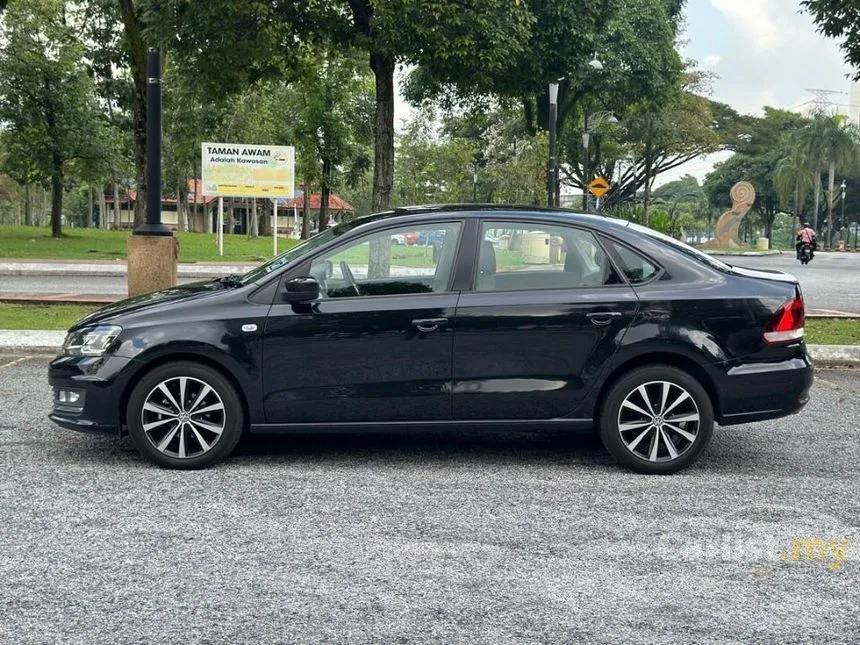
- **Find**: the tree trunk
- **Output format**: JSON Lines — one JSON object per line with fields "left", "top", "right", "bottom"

{"left": 827, "top": 158, "right": 835, "bottom": 248}
{"left": 370, "top": 52, "right": 395, "bottom": 212}
{"left": 50, "top": 170, "right": 63, "bottom": 238}
{"left": 193, "top": 157, "right": 201, "bottom": 233}
{"left": 643, "top": 149, "right": 654, "bottom": 227}
{"left": 177, "top": 179, "right": 186, "bottom": 232}
{"left": 87, "top": 185, "right": 94, "bottom": 228}
{"left": 117, "top": 0, "right": 147, "bottom": 227}
{"left": 250, "top": 198, "right": 259, "bottom": 238}
{"left": 99, "top": 188, "right": 107, "bottom": 229}
{"left": 812, "top": 169, "right": 821, "bottom": 232}
{"left": 24, "top": 184, "right": 32, "bottom": 226}
{"left": 114, "top": 182, "right": 121, "bottom": 229}
{"left": 319, "top": 157, "right": 332, "bottom": 231}
{"left": 301, "top": 181, "right": 310, "bottom": 239}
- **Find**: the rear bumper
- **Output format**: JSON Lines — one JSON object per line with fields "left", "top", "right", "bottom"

{"left": 716, "top": 352, "right": 813, "bottom": 426}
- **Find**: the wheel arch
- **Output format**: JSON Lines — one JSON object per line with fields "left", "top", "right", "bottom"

{"left": 591, "top": 351, "right": 722, "bottom": 425}
{"left": 119, "top": 351, "right": 253, "bottom": 433}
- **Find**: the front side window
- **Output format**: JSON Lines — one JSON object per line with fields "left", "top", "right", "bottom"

{"left": 477, "top": 221, "right": 620, "bottom": 292}
{"left": 309, "top": 222, "right": 462, "bottom": 298}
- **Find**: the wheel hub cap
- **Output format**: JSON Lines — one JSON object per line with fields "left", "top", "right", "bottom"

{"left": 617, "top": 380, "right": 700, "bottom": 463}
{"left": 141, "top": 376, "right": 226, "bottom": 459}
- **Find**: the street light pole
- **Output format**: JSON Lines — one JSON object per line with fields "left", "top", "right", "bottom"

{"left": 548, "top": 82, "right": 559, "bottom": 207}
{"left": 582, "top": 107, "right": 590, "bottom": 212}
{"left": 840, "top": 180, "right": 846, "bottom": 248}
{"left": 126, "top": 48, "right": 177, "bottom": 297}
{"left": 137, "top": 49, "right": 169, "bottom": 236}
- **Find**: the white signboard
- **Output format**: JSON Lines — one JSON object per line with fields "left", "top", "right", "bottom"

{"left": 201, "top": 142, "right": 295, "bottom": 198}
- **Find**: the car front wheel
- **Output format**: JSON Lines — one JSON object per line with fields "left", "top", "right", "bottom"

{"left": 599, "top": 365, "right": 714, "bottom": 474}
{"left": 126, "top": 361, "right": 244, "bottom": 469}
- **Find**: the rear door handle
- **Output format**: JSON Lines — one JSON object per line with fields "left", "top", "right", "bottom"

{"left": 586, "top": 311, "right": 623, "bottom": 326}
{"left": 411, "top": 317, "right": 448, "bottom": 333}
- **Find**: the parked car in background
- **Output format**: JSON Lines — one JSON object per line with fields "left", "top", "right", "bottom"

{"left": 403, "top": 231, "right": 419, "bottom": 245}
{"left": 49, "top": 205, "right": 812, "bottom": 474}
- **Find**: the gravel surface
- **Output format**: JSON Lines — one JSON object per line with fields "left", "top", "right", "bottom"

{"left": 0, "top": 357, "right": 857, "bottom": 644}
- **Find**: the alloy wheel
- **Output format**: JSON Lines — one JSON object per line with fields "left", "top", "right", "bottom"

{"left": 616, "top": 380, "right": 700, "bottom": 463}
{"left": 140, "top": 376, "right": 226, "bottom": 459}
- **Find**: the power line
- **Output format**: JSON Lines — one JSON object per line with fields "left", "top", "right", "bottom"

{"left": 804, "top": 88, "right": 847, "bottom": 114}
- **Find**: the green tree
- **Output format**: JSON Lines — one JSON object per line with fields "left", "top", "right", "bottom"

{"left": 802, "top": 1, "right": 860, "bottom": 77}
{"left": 148, "top": 0, "right": 532, "bottom": 215}
{"left": 0, "top": 0, "right": 108, "bottom": 237}
{"left": 773, "top": 135, "right": 813, "bottom": 224}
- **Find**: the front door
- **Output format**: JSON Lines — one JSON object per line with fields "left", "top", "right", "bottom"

{"left": 262, "top": 221, "right": 463, "bottom": 424}
{"left": 453, "top": 220, "right": 639, "bottom": 420}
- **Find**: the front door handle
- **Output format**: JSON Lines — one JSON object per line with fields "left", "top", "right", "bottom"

{"left": 411, "top": 317, "right": 448, "bottom": 333}
{"left": 586, "top": 311, "right": 623, "bottom": 326}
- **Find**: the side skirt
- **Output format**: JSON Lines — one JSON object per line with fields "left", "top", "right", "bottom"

{"left": 250, "top": 418, "right": 594, "bottom": 434}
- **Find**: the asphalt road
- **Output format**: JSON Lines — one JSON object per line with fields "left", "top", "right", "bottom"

{"left": 0, "top": 356, "right": 857, "bottom": 644}
{"left": 2, "top": 252, "right": 859, "bottom": 314}
{"left": 727, "top": 252, "right": 860, "bottom": 315}
{"left": 0, "top": 275, "right": 198, "bottom": 296}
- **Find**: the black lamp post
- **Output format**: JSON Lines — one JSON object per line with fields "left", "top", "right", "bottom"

{"left": 547, "top": 82, "right": 559, "bottom": 207}
{"left": 135, "top": 48, "right": 170, "bottom": 236}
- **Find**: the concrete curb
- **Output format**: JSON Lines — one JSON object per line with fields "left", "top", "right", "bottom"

{"left": 1, "top": 330, "right": 857, "bottom": 368}
{"left": 702, "top": 250, "right": 783, "bottom": 256}
{"left": 0, "top": 261, "right": 253, "bottom": 279}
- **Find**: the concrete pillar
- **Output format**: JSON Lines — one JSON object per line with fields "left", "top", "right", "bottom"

{"left": 127, "top": 235, "right": 179, "bottom": 297}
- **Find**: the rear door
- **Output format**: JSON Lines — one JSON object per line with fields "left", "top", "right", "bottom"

{"left": 452, "top": 219, "right": 639, "bottom": 420}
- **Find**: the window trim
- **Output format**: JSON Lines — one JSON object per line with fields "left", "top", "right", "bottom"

{"left": 468, "top": 218, "right": 628, "bottom": 294}
{"left": 277, "top": 219, "right": 467, "bottom": 303}
{"left": 599, "top": 234, "right": 665, "bottom": 287}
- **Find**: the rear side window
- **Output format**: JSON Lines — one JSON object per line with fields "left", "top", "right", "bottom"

{"left": 476, "top": 221, "right": 621, "bottom": 291}
{"left": 604, "top": 239, "right": 659, "bottom": 284}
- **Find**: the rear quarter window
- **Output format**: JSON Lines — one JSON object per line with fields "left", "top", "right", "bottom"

{"left": 604, "top": 239, "right": 659, "bottom": 284}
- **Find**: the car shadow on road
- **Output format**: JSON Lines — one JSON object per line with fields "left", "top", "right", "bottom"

{"left": 231, "top": 429, "right": 612, "bottom": 468}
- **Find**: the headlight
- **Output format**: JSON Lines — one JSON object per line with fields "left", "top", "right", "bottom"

{"left": 63, "top": 325, "right": 122, "bottom": 356}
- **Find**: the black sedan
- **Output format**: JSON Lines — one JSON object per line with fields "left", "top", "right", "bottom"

{"left": 48, "top": 206, "right": 812, "bottom": 473}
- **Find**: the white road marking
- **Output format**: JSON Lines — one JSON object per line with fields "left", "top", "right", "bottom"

{"left": 0, "top": 355, "right": 35, "bottom": 370}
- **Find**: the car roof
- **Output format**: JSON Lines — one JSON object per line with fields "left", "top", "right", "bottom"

{"left": 352, "top": 204, "right": 633, "bottom": 233}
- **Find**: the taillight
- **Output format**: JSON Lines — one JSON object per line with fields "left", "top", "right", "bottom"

{"left": 763, "top": 297, "right": 805, "bottom": 344}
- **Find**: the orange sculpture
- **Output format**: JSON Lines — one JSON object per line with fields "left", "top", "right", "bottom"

{"left": 704, "top": 181, "right": 756, "bottom": 249}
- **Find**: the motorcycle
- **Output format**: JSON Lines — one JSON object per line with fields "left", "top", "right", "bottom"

{"left": 798, "top": 243, "right": 814, "bottom": 265}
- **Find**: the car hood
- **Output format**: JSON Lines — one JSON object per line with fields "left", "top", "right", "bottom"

{"left": 70, "top": 280, "right": 228, "bottom": 331}
{"left": 729, "top": 265, "right": 799, "bottom": 284}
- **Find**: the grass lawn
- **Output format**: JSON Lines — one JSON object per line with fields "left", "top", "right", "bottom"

{"left": 804, "top": 318, "right": 860, "bottom": 345}
{"left": 2, "top": 301, "right": 858, "bottom": 345}
{"left": 0, "top": 304, "right": 96, "bottom": 330}
{"left": 0, "top": 225, "right": 300, "bottom": 263}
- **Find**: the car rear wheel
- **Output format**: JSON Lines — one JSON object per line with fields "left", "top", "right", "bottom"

{"left": 599, "top": 365, "right": 714, "bottom": 474}
{"left": 127, "top": 362, "right": 244, "bottom": 469}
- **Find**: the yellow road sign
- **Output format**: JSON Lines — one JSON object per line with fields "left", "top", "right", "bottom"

{"left": 588, "top": 176, "right": 611, "bottom": 198}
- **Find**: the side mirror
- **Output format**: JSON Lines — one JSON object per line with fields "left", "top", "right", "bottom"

{"left": 284, "top": 277, "right": 320, "bottom": 303}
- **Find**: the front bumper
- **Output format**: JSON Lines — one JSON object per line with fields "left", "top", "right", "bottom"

{"left": 716, "top": 351, "right": 813, "bottom": 425}
{"left": 48, "top": 354, "right": 135, "bottom": 436}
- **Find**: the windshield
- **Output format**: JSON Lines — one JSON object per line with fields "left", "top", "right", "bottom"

{"left": 626, "top": 222, "right": 733, "bottom": 272}
{"left": 240, "top": 222, "right": 354, "bottom": 284}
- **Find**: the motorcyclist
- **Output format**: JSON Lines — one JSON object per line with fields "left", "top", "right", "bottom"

{"left": 796, "top": 222, "right": 816, "bottom": 259}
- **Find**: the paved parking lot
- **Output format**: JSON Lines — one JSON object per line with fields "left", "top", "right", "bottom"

{"left": 0, "top": 356, "right": 857, "bottom": 644}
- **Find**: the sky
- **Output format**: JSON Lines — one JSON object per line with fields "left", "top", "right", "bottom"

{"left": 395, "top": 0, "right": 856, "bottom": 190}
{"left": 661, "top": 0, "right": 857, "bottom": 185}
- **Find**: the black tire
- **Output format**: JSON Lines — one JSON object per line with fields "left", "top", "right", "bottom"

{"left": 599, "top": 365, "right": 714, "bottom": 474}
{"left": 126, "top": 361, "right": 245, "bottom": 469}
